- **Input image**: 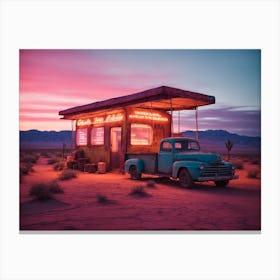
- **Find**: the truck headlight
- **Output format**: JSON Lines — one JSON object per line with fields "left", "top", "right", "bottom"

{"left": 199, "top": 164, "right": 205, "bottom": 170}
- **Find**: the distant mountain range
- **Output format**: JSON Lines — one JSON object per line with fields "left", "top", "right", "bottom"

{"left": 20, "top": 129, "right": 261, "bottom": 154}
{"left": 182, "top": 130, "right": 260, "bottom": 154}
{"left": 20, "top": 130, "right": 74, "bottom": 149}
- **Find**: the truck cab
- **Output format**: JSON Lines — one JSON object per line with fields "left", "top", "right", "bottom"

{"left": 125, "top": 137, "right": 238, "bottom": 188}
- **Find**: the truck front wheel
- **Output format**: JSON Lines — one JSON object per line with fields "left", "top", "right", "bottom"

{"left": 178, "top": 168, "right": 193, "bottom": 188}
{"left": 129, "top": 165, "right": 142, "bottom": 180}
{"left": 214, "top": 180, "right": 229, "bottom": 187}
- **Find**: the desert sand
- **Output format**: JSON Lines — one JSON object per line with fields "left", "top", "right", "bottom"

{"left": 20, "top": 156, "right": 261, "bottom": 231}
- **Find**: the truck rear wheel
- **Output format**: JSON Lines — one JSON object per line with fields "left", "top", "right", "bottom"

{"left": 129, "top": 165, "right": 141, "bottom": 180}
{"left": 178, "top": 168, "right": 193, "bottom": 188}
{"left": 214, "top": 180, "right": 229, "bottom": 187}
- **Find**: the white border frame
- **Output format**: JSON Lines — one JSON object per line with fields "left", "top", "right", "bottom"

{"left": 1, "top": 1, "right": 279, "bottom": 279}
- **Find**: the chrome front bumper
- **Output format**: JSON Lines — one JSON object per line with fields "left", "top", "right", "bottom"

{"left": 197, "top": 175, "right": 239, "bottom": 182}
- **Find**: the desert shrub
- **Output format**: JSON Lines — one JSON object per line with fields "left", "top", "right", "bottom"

{"left": 247, "top": 169, "right": 261, "bottom": 179}
{"left": 129, "top": 185, "right": 149, "bottom": 197}
{"left": 47, "top": 158, "right": 59, "bottom": 165}
{"left": 146, "top": 180, "right": 156, "bottom": 188}
{"left": 251, "top": 158, "right": 260, "bottom": 165}
{"left": 232, "top": 160, "right": 244, "bottom": 170}
{"left": 29, "top": 183, "right": 53, "bottom": 201}
{"left": 21, "top": 154, "right": 38, "bottom": 164}
{"left": 20, "top": 165, "right": 28, "bottom": 177}
{"left": 20, "top": 162, "right": 33, "bottom": 175}
{"left": 29, "top": 181, "right": 64, "bottom": 201}
{"left": 58, "top": 169, "right": 77, "bottom": 181}
{"left": 53, "top": 161, "right": 65, "bottom": 171}
{"left": 97, "top": 194, "right": 109, "bottom": 203}
{"left": 20, "top": 162, "right": 35, "bottom": 182}
{"left": 41, "top": 151, "right": 51, "bottom": 158}
{"left": 48, "top": 181, "right": 64, "bottom": 193}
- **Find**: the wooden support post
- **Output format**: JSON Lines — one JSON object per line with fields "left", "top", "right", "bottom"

{"left": 195, "top": 107, "right": 199, "bottom": 141}
{"left": 150, "top": 102, "right": 154, "bottom": 129}
{"left": 170, "top": 98, "right": 173, "bottom": 135}
{"left": 71, "top": 120, "right": 74, "bottom": 150}
{"left": 178, "top": 110, "right": 181, "bottom": 134}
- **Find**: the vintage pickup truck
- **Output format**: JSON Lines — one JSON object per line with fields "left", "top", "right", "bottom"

{"left": 124, "top": 137, "right": 238, "bottom": 188}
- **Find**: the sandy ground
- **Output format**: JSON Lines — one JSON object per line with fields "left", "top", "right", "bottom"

{"left": 20, "top": 157, "right": 261, "bottom": 231}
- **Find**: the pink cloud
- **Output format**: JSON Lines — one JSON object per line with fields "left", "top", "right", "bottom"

{"left": 19, "top": 50, "right": 169, "bottom": 130}
{"left": 20, "top": 50, "right": 164, "bottom": 98}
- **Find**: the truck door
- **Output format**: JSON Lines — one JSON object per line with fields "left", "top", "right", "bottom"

{"left": 110, "top": 127, "right": 122, "bottom": 169}
{"left": 158, "top": 140, "right": 173, "bottom": 174}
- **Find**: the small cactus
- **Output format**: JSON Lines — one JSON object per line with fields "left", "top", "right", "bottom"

{"left": 225, "top": 139, "right": 234, "bottom": 161}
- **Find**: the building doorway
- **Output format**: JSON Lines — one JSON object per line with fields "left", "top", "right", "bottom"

{"left": 110, "top": 127, "right": 122, "bottom": 169}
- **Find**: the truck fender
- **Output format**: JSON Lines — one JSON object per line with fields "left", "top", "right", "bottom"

{"left": 172, "top": 161, "right": 202, "bottom": 180}
{"left": 124, "top": 158, "right": 144, "bottom": 174}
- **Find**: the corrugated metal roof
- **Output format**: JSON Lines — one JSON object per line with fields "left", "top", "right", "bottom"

{"left": 59, "top": 86, "right": 215, "bottom": 119}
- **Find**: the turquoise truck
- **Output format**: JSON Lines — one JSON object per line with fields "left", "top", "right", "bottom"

{"left": 125, "top": 137, "right": 238, "bottom": 188}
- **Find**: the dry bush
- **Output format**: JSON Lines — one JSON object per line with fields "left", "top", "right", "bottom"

{"left": 129, "top": 185, "right": 149, "bottom": 197}
{"left": 41, "top": 151, "right": 51, "bottom": 158}
{"left": 247, "top": 169, "right": 261, "bottom": 179}
{"left": 29, "top": 183, "right": 52, "bottom": 201}
{"left": 29, "top": 181, "right": 64, "bottom": 201}
{"left": 20, "top": 163, "right": 34, "bottom": 182}
{"left": 231, "top": 159, "right": 244, "bottom": 170}
{"left": 20, "top": 153, "right": 37, "bottom": 181}
{"left": 48, "top": 181, "right": 64, "bottom": 193}
{"left": 58, "top": 169, "right": 77, "bottom": 181}
{"left": 53, "top": 161, "right": 65, "bottom": 171}
{"left": 47, "top": 158, "right": 59, "bottom": 165}
{"left": 20, "top": 162, "right": 33, "bottom": 176}
{"left": 251, "top": 158, "right": 260, "bottom": 165}
{"left": 97, "top": 194, "right": 109, "bottom": 203}
{"left": 21, "top": 154, "right": 38, "bottom": 164}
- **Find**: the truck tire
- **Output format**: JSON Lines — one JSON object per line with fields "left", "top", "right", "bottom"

{"left": 178, "top": 168, "right": 193, "bottom": 188}
{"left": 129, "top": 165, "right": 142, "bottom": 180}
{"left": 214, "top": 180, "right": 229, "bottom": 187}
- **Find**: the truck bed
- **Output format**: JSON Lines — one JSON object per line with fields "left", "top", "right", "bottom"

{"left": 125, "top": 153, "right": 158, "bottom": 174}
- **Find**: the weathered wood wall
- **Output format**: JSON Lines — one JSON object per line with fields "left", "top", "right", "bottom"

{"left": 75, "top": 107, "right": 171, "bottom": 169}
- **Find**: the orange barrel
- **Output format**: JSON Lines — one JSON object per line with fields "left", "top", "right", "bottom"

{"left": 66, "top": 155, "right": 73, "bottom": 162}
{"left": 98, "top": 162, "right": 106, "bottom": 174}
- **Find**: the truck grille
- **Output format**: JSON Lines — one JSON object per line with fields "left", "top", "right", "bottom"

{"left": 200, "top": 164, "right": 233, "bottom": 177}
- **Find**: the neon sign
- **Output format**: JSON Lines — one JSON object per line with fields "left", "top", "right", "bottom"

{"left": 129, "top": 110, "right": 168, "bottom": 122}
{"left": 77, "top": 119, "right": 91, "bottom": 126}
{"left": 92, "top": 113, "right": 124, "bottom": 124}
{"left": 93, "top": 117, "right": 104, "bottom": 124}
{"left": 104, "top": 113, "right": 123, "bottom": 124}
{"left": 77, "top": 113, "right": 124, "bottom": 127}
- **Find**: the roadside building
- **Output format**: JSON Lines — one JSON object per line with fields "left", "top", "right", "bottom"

{"left": 59, "top": 86, "right": 215, "bottom": 171}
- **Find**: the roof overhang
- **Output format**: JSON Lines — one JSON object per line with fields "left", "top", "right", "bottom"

{"left": 59, "top": 86, "right": 215, "bottom": 120}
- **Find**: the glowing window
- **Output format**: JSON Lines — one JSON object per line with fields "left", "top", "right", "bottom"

{"left": 131, "top": 124, "right": 153, "bottom": 145}
{"left": 174, "top": 141, "right": 187, "bottom": 151}
{"left": 76, "top": 128, "right": 88, "bottom": 146}
{"left": 175, "top": 142, "right": 182, "bottom": 150}
{"left": 161, "top": 141, "right": 172, "bottom": 152}
{"left": 91, "top": 127, "right": 104, "bottom": 145}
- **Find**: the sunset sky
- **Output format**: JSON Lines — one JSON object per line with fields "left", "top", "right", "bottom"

{"left": 19, "top": 49, "right": 261, "bottom": 136}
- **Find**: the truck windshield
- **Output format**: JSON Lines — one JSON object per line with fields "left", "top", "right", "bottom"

{"left": 174, "top": 140, "right": 200, "bottom": 152}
